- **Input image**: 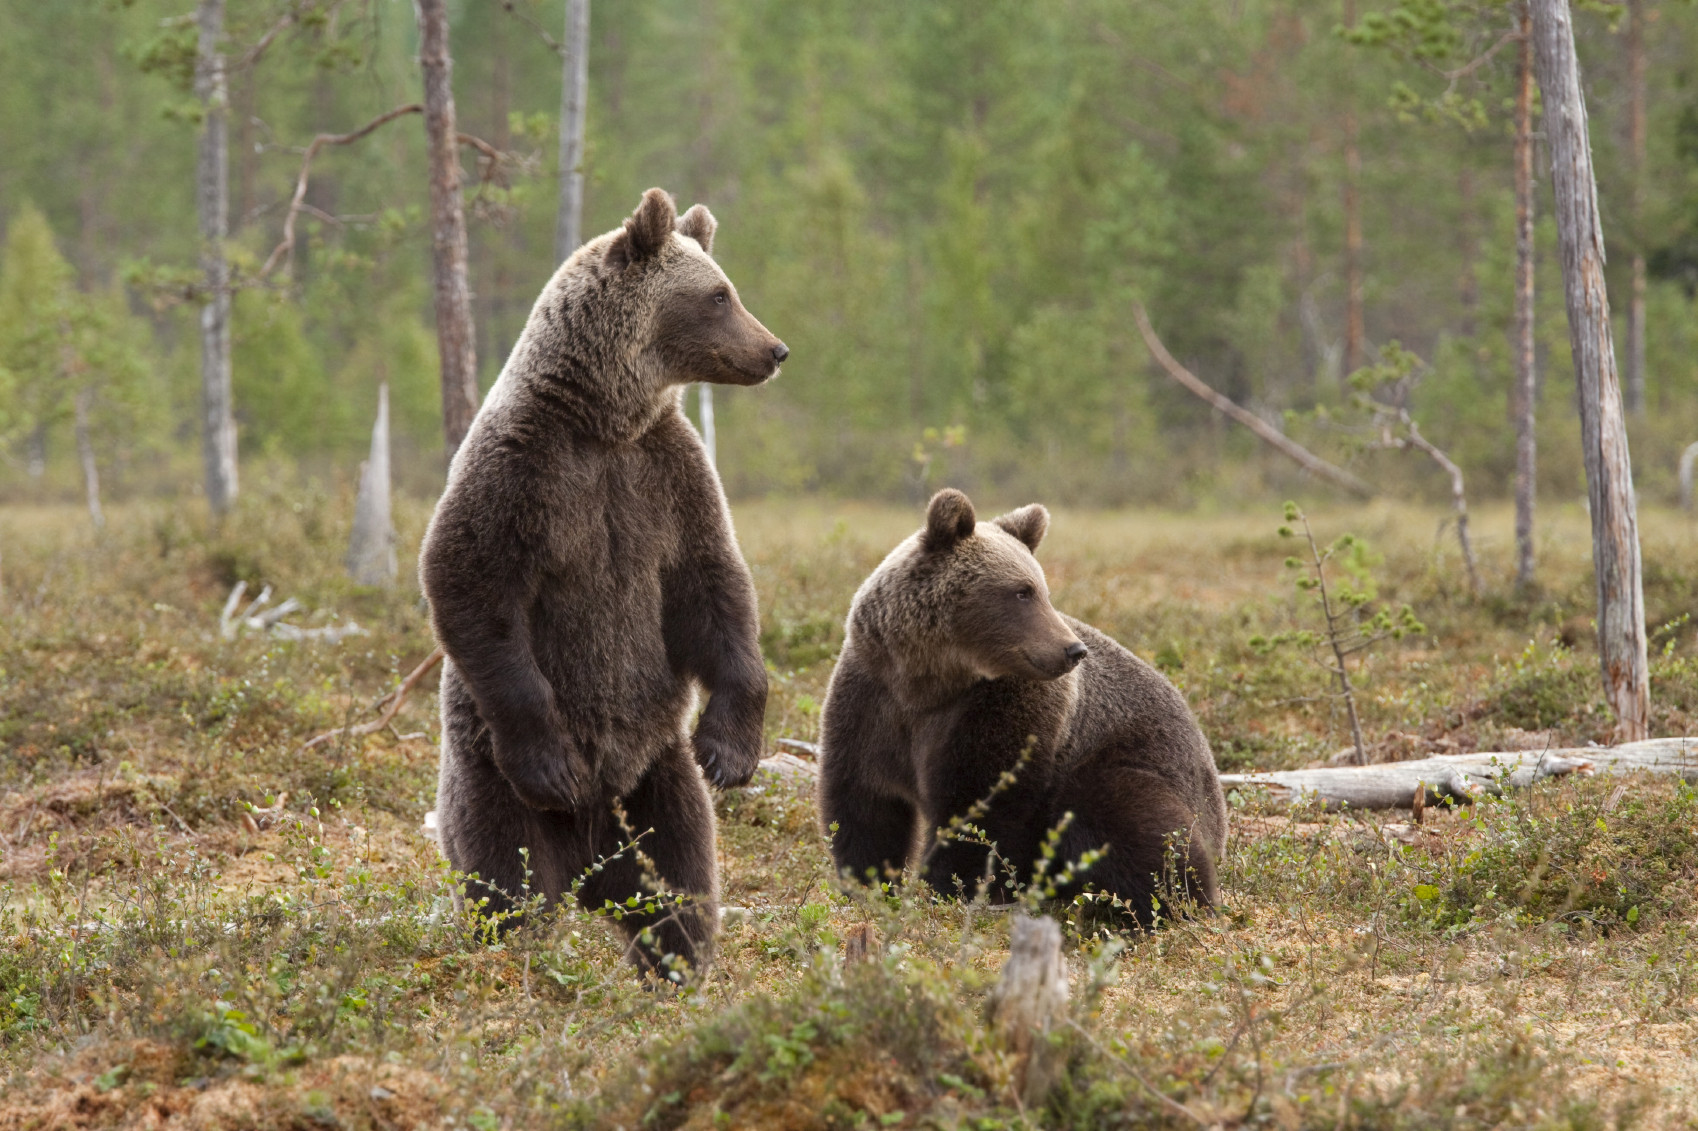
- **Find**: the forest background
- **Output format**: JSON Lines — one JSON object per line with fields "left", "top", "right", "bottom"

{"left": 2, "top": 0, "right": 1697, "bottom": 509}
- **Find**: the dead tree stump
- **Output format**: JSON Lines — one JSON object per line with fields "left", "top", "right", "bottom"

{"left": 988, "top": 914, "right": 1070, "bottom": 1108}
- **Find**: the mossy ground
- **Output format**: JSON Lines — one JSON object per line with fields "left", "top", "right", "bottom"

{"left": 1, "top": 485, "right": 1696, "bottom": 1128}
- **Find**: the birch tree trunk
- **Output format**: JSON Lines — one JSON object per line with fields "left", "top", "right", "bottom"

{"left": 1531, "top": 0, "right": 1649, "bottom": 741}
{"left": 698, "top": 384, "right": 716, "bottom": 469}
{"left": 416, "top": 0, "right": 480, "bottom": 461}
{"left": 1625, "top": 0, "right": 1647, "bottom": 416}
{"left": 555, "top": 0, "right": 589, "bottom": 265}
{"left": 74, "top": 388, "right": 104, "bottom": 532}
{"left": 1513, "top": 1, "right": 1538, "bottom": 591}
{"left": 196, "top": 0, "right": 237, "bottom": 516}
{"left": 347, "top": 383, "right": 396, "bottom": 585}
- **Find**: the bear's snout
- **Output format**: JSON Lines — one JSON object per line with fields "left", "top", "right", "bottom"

{"left": 1063, "top": 641, "right": 1088, "bottom": 669}
{"left": 771, "top": 341, "right": 790, "bottom": 364}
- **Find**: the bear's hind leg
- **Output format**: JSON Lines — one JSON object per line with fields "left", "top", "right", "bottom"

{"left": 1053, "top": 765, "right": 1219, "bottom": 928}
{"left": 577, "top": 742, "right": 719, "bottom": 981}
{"left": 437, "top": 664, "right": 554, "bottom": 924}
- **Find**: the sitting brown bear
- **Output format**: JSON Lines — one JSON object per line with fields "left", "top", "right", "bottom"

{"left": 817, "top": 489, "right": 1227, "bottom": 922}
{"left": 420, "top": 188, "right": 787, "bottom": 978}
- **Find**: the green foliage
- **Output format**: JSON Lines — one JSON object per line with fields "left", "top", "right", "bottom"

{"left": 0, "top": 202, "right": 164, "bottom": 474}
{"left": 1442, "top": 778, "right": 1698, "bottom": 930}
{"left": 1250, "top": 503, "right": 1423, "bottom": 762}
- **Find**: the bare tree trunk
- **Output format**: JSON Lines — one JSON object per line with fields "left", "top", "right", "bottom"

{"left": 1625, "top": 0, "right": 1647, "bottom": 416}
{"left": 1342, "top": 0, "right": 1366, "bottom": 377}
{"left": 1219, "top": 739, "right": 1698, "bottom": 812}
{"left": 988, "top": 916, "right": 1069, "bottom": 1108}
{"left": 74, "top": 389, "right": 104, "bottom": 532}
{"left": 555, "top": 0, "right": 589, "bottom": 264}
{"left": 1681, "top": 441, "right": 1698, "bottom": 511}
{"left": 417, "top": 0, "right": 480, "bottom": 461}
{"left": 196, "top": 0, "right": 237, "bottom": 516}
{"left": 347, "top": 383, "right": 396, "bottom": 585}
{"left": 1513, "top": 2, "right": 1538, "bottom": 591}
{"left": 698, "top": 384, "right": 716, "bottom": 469}
{"left": 1531, "top": 0, "right": 1649, "bottom": 741}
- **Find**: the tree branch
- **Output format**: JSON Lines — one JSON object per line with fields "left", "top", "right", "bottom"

{"left": 1132, "top": 301, "right": 1376, "bottom": 498}
{"left": 260, "top": 103, "right": 423, "bottom": 279}
{"left": 260, "top": 106, "right": 510, "bottom": 281}
{"left": 498, "top": 0, "right": 565, "bottom": 57}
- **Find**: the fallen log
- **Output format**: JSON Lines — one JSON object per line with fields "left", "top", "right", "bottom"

{"left": 1220, "top": 738, "right": 1698, "bottom": 812}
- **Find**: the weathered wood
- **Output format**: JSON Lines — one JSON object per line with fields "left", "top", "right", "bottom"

{"left": 1679, "top": 441, "right": 1698, "bottom": 511}
{"left": 987, "top": 915, "right": 1070, "bottom": 1107}
{"left": 196, "top": 0, "right": 237, "bottom": 517}
{"left": 347, "top": 383, "right": 397, "bottom": 585}
{"left": 301, "top": 645, "right": 444, "bottom": 751}
{"left": 1221, "top": 739, "right": 1698, "bottom": 811}
{"left": 417, "top": 0, "right": 481, "bottom": 461}
{"left": 1133, "top": 302, "right": 1375, "bottom": 498}
{"left": 1513, "top": 1, "right": 1538, "bottom": 591}
{"left": 1531, "top": 0, "right": 1649, "bottom": 740}
{"left": 555, "top": 0, "right": 589, "bottom": 264}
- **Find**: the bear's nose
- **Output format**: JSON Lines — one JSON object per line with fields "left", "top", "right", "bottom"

{"left": 771, "top": 342, "right": 790, "bottom": 364}
{"left": 1064, "top": 642, "right": 1088, "bottom": 668}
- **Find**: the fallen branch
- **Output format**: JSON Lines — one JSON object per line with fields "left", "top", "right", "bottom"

{"left": 219, "top": 581, "right": 364, "bottom": 642}
{"left": 301, "top": 646, "right": 445, "bottom": 752}
{"left": 1221, "top": 738, "right": 1698, "bottom": 811}
{"left": 1133, "top": 301, "right": 1376, "bottom": 498}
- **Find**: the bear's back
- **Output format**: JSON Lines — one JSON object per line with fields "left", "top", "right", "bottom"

{"left": 1059, "top": 618, "right": 1227, "bottom": 853}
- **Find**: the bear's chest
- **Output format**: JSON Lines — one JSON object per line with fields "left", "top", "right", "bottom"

{"left": 538, "top": 447, "right": 681, "bottom": 584}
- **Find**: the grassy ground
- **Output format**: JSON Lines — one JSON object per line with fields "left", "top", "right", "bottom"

{"left": 1, "top": 482, "right": 1696, "bottom": 1129}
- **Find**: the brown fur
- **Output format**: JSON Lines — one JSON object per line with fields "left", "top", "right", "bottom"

{"left": 818, "top": 489, "right": 1228, "bottom": 924}
{"left": 419, "top": 188, "right": 787, "bottom": 977}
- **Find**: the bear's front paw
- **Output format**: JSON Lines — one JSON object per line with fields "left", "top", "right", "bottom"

{"left": 496, "top": 737, "right": 590, "bottom": 811}
{"left": 691, "top": 714, "right": 761, "bottom": 790}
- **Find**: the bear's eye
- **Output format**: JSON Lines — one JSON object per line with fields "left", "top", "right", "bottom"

{"left": 1016, "top": 585, "right": 1034, "bottom": 601}
{"left": 713, "top": 291, "right": 728, "bottom": 306}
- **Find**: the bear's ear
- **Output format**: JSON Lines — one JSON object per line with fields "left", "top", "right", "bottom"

{"left": 607, "top": 187, "right": 676, "bottom": 269}
{"left": 993, "top": 504, "right": 1049, "bottom": 552}
{"left": 675, "top": 203, "right": 716, "bottom": 254}
{"left": 923, "top": 488, "right": 977, "bottom": 552}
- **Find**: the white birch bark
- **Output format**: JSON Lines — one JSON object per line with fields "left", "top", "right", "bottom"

{"left": 555, "top": 0, "right": 589, "bottom": 265}
{"left": 196, "top": 0, "right": 237, "bottom": 515}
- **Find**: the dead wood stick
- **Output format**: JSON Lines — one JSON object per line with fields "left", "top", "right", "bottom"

{"left": 1132, "top": 301, "right": 1376, "bottom": 498}
{"left": 301, "top": 646, "right": 445, "bottom": 751}
{"left": 1221, "top": 739, "right": 1698, "bottom": 812}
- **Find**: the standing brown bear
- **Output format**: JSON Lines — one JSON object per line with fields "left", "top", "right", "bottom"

{"left": 818, "top": 489, "right": 1227, "bottom": 923}
{"left": 419, "top": 188, "right": 786, "bottom": 978}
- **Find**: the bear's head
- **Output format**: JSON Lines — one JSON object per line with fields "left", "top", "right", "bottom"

{"left": 504, "top": 188, "right": 788, "bottom": 442}
{"left": 602, "top": 188, "right": 788, "bottom": 388}
{"left": 854, "top": 488, "right": 1087, "bottom": 689}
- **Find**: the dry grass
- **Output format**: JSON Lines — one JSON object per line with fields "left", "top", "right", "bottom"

{"left": 1, "top": 485, "right": 1696, "bottom": 1128}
